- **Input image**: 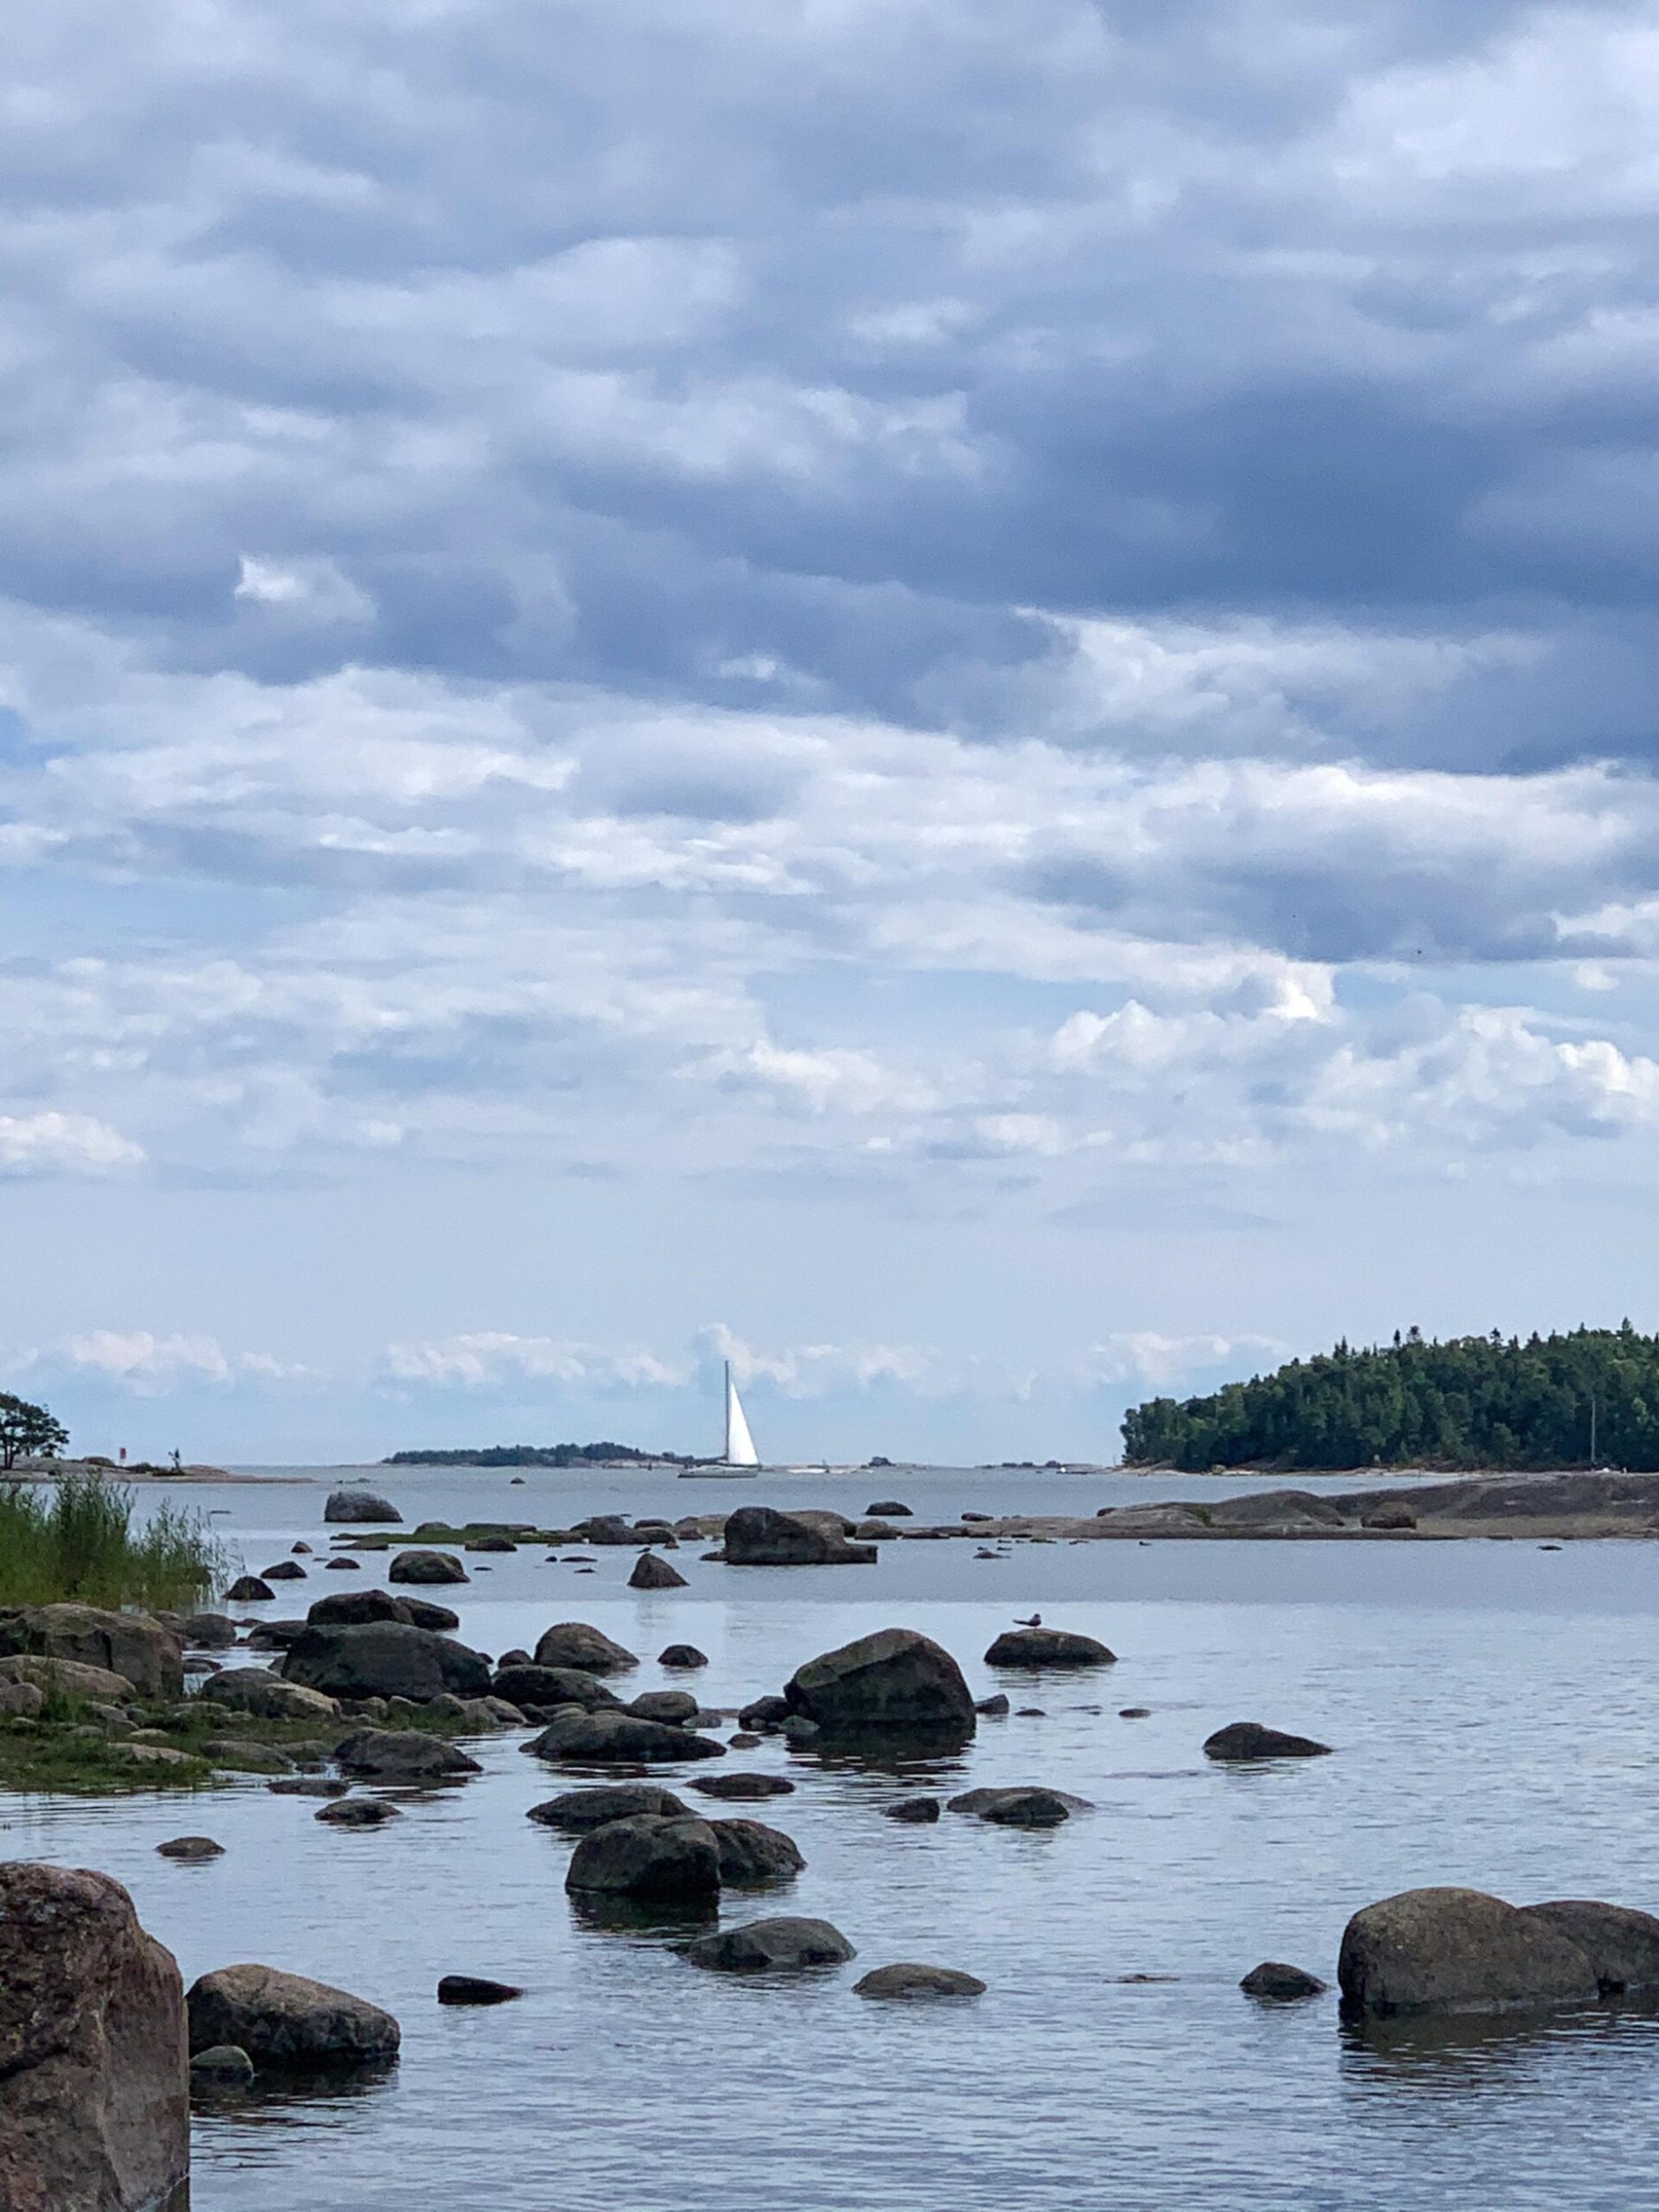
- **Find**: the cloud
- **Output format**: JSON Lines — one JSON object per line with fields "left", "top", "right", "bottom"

{"left": 46, "top": 1331, "right": 299, "bottom": 1392}
{"left": 0, "top": 1110, "right": 142, "bottom": 1173}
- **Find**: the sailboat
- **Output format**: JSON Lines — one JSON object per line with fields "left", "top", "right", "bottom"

{"left": 679, "top": 1360, "right": 763, "bottom": 1476}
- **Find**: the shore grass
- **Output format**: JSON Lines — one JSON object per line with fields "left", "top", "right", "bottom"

{"left": 0, "top": 1473, "right": 227, "bottom": 1611}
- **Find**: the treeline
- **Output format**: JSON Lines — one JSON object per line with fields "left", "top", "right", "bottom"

{"left": 1122, "top": 1325, "right": 1659, "bottom": 1471}
{"left": 381, "top": 1441, "right": 687, "bottom": 1467}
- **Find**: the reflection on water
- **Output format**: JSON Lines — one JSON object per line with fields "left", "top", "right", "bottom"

{"left": 25, "top": 1469, "right": 1659, "bottom": 2208}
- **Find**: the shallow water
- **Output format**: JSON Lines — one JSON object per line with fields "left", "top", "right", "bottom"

{"left": 18, "top": 1468, "right": 1659, "bottom": 2210}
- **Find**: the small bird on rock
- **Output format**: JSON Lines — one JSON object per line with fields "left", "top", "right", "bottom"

{"left": 1015, "top": 1613, "right": 1042, "bottom": 1627}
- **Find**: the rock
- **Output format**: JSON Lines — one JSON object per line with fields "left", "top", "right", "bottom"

{"left": 739, "top": 1694, "right": 790, "bottom": 1732}
{"left": 565, "top": 1812, "right": 721, "bottom": 1901}
{"left": 722, "top": 1505, "right": 877, "bottom": 1567}
{"left": 305, "top": 1589, "right": 407, "bottom": 1629}
{"left": 388, "top": 1549, "right": 469, "bottom": 1586}
{"left": 190, "top": 2044, "right": 254, "bottom": 2085}
{"left": 961, "top": 1510, "right": 993, "bottom": 1523}
{"left": 983, "top": 1627, "right": 1116, "bottom": 1669}
{"left": 866, "top": 1501, "right": 912, "bottom": 1517}
{"left": 710, "top": 1817, "right": 805, "bottom": 1886}
{"left": 395, "top": 1596, "right": 461, "bottom": 1632}
{"left": 624, "top": 1689, "right": 696, "bottom": 1724}
{"left": 226, "top": 1576, "right": 275, "bottom": 1602}
{"left": 0, "top": 1861, "right": 188, "bottom": 2212}
{"left": 974, "top": 1694, "right": 1010, "bottom": 1717}
{"left": 269, "top": 1776, "right": 349, "bottom": 1797}
{"left": 244, "top": 1621, "right": 307, "bottom": 1650}
{"left": 856, "top": 1521, "right": 902, "bottom": 1540}
{"left": 437, "top": 1977, "right": 522, "bottom": 2006}
{"left": 1203, "top": 1722, "right": 1333, "bottom": 1762}
{"left": 157, "top": 1836, "right": 224, "bottom": 1861}
{"left": 187, "top": 1963, "right": 400, "bottom": 2065}
{"left": 854, "top": 1962, "right": 985, "bottom": 1999}
{"left": 659, "top": 1643, "right": 709, "bottom": 1669}
{"left": 884, "top": 1795, "right": 941, "bottom": 1823}
{"left": 1119, "top": 1707, "right": 1151, "bottom": 1718}
{"left": 785, "top": 1627, "right": 975, "bottom": 1738}
{"left": 497, "top": 1648, "right": 531, "bottom": 1669}
{"left": 465, "top": 1534, "right": 517, "bottom": 1553}
{"left": 1520, "top": 1901, "right": 1659, "bottom": 1995}
{"left": 1240, "top": 1961, "right": 1327, "bottom": 1999}
{"left": 200, "top": 1667, "right": 340, "bottom": 1722}
{"left": 526, "top": 1784, "right": 693, "bottom": 1832}
{"left": 946, "top": 1786, "right": 1086, "bottom": 1827}
{"left": 334, "top": 1728, "right": 484, "bottom": 1781}
{"left": 532, "top": 1623, "right": 638, "bottom": 1675}
{"left": 324, "top": 1490, "right": 403, "bottom": 1525}
{"left": 629, "top": 1551, "right": 688, "bottom": 1590}
{"left": 690, "top": 1771, "right": 795, "bottom": 1800}
{"left": 0, "top": 1602, "right": 183, "bottom": 1698}
{"left": 1338, "top": 1887, "right": 1601, "bottom": 2017}
{"left": 684, "top": 1917, "right": 856, "bottom": 1975}
{"left": 292, "top": 1542, "right": 311, "bottom": 1555}
{"left": 1360, "top": 1500, "right": 1418, "bottom": 1531}
{"left": 493, "top": 1664, "right": 622, "bottom": 1711}
{"left": 526, "top": 1711, "right": 727, "bottom": 1763}
{"left": 780, "top": 1714, "right": 819, "bottom": 1746}
{"left": 316, "top": 1797, "right": 403, "bottom": 1826}
{"left": 0, "top": 1679, "right": 44, "bottom": 1717}
{"left": 111, "top": 1742, "right": 198, "bottom": 1769}
{"left": 262, "top": 1561, "right": 307, "bottom": 1581}
{"left": 281, "top": 1622, "right": 492, "bottom": 1702}
{"left": 180, "top": 1613, "right": 239, "bottom": 1648}
{"left": 325, "top": 1557, "right": 361, "bottom": 1571}
{"left": 203, "top": 1740, "right": 296, "bottom": 1776}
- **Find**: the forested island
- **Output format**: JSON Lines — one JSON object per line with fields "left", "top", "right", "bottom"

{"left": 1123, "top": 1325, "right": 1659, "bottom": 1471}
{"left": 381, "top": 1441, "right": 688, "bottom": 1467}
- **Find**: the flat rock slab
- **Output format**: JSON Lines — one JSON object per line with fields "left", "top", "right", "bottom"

{"left": 855, "top": 1962, "right": 986, "bottom": 1999}
{"left": 684, "top": 1916, "right": 856, "bottom": 1975}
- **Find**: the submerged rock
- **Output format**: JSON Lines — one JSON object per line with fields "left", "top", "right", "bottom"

{"left": 0, "top": 1862, "right": 188, "bottom": 2212}
{"left": 157, "top": 1836, "right": 225, "bottom": 1861}
{"left": 854, "top": 1962, "right": 985, "bottom": 1999}
{"left": 884, "top": 1795, "right": 942, "bottom": 1824}
{"left": 1338, "top": 1887, "right": 1601, "bottom": 2017}
{"left": 316, "top": 1797, "right": 402, "bottom": 1827}
{"left": 684, "top": 1916, "right": 856, "bottom": 1974}
{"left": 690, "top": 1770, "right": 794, "bottom": 1800}
{"left": 983, "top": 1627, "right": 1116, "bottom": 1669}
{"left": 1203, "top": 1722, "right": 1332, "bottom": 1762}
{"left": 785, "top": 1627, "right": 975, "bottom": 1738}
{"left": 190, "top": 2044, "right": 254, "bottom": 2085}
{"left": 188, "top": 1963, "right": 400, "bottom": 2066}
{"left": 532, "top": 1623, "right": 638, "bottom": 1675}
{"left": 438, "top": 1976, "right": 522, "bottom": 2006}
{"left": 1240, "top": 1961, "right": 1326, "bottom": 2000}
{"left": 946, "top": 1786, "right": 1087, "bottom": 1827}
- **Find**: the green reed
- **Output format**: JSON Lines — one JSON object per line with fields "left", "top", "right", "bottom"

{"left": 0, "top": 1472, "right": 226, "bottom": 1610}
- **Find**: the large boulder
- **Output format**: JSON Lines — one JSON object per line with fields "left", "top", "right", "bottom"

{"left": 324, "top": 1490, "right": 402, "bottom": 1524}
{"left": 0, "top": 1653, "right": 135, "bottom": 1703}
{"left": 388, "top": 1549, "right": 468, "bottom": 1586}
{"left": 684, "top": 1917, "right": 856, "bottom": 1974}
{"left": 565, "top": 1813, "right": 721, "bottom": 1901}
{"left": 628, "top": 1690, "right": 700, "bottom": 1724}
{"left": 784, "top": 1627, "right": 975, "bottom": 1738}
{"left": 525, "top": 1710, "right": 726, "bottom": 1763}
{"left": 199, "top": 1668, "right": 338, "bottom": 1722}
{"left": 1520, "top": 1901, "right": 1659, "bottom": 1995}
{"left": 1203, "top": 1721, "right": 1332, "bottom": 1761}
{"left": 280, "top": 1622, "right": 492, "bottom": 1703}
{"left": 492, "top": 1664, "right": 622, "bottom": 1712}
{"left": 1338, "top": 1887, "right": 1601, "bottom": 2018}
{"left": 0, "top": 1604, "right": 182, "bottom": 1700}
{"left": 527, "top": 1784, "right": 692, "bottom": 1832}
{"left": 186, "top": 1964, "right": 400, "bottom": 2066}
{"left": 305, "top": 1589, "right": 408, "bottom": 1628}
{"left": 532, "top": 1623, "right": 638, "bottom": 1674}
{"left": 983, "top": 1627, "right": 1116, "bottom": 1669}
{"left": 0, "top": 1863, "right": 188, "bottom": 2212}
{"left": 722, "top": 1506, "right": 876, "bottom": 1567}
{"left": 334, "top": 1729, "right": 483, "bottom": 1782}
{"left": 710, "top": 1817, "right": 805, "bottom": 1886}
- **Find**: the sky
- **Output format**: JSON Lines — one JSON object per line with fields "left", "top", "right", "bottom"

{"left": 8, "top": 0, "right": 1659, "bottom": 1466}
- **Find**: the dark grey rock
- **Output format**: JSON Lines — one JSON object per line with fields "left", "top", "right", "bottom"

{"left": 739, "top": 1694, "right": 789, "bottom": 1732}
{"left": 855, "top": 1962, "right": 985, "bottom": 1999}
{"left": 333, "top": 1729, "right": 483, "bottom": 1781}
{"left": 1240, "top": 1961, "right": 1327, "bottom": 2000}
{"left": 974, "top": 1694, "right": 1010, "bottom": 1717}
{"left": 532, "top": 1623, "right": 638, "bottom": 1674}
{"left": 983, "top": 1627, "right": 1116, "bottom": 1668}
{"left": 690, "top": 1771, "right": 795, "bottom": 1800}
{"left": 526, "top": 1710, "right": 726, "bottom": 1763}
{"left": 282, "top": 1622, "right": 492, "bottom": 1702}
{"left": 884, "top": 1796, "right": 941, "bottom": 1824}
{"left": 315, "top": 1797, "right": 402, "bottom": 1827}
{"left": 1521, "top": 1901, "right": 1659, "bottom": 1995}
{"left": 628, "top": 1690, "right": 700, "bottom": 1724}
{"left": 1203, "top": 1722, "right": 1332, "bottom": 1762}
{"left": 1338, "top": 1887, "right": 1601, "bottom": 2017}
{"left": 865, "top": 1502, "right": 912, "bottom": 1517}
{"left": 437, "top": 1976, "right": 522, "bottom": 2006}
{"left": 786, "top": 1627, "right": 974, "bottom": 1738}
{"left": 683, "top": 1916, "right": 856, "bottom": 1974}
{"left": 492, "top": 1665, "right": 621, "bottom": 1711}
{"left": 187, "top": 1964, "right": 400, "bottom": 2064}
{"left": 722, "top": 1506, "right": 876, "bottom": 1567}
{"left": 526, "top": 1784, "right": 692, "bottom": 1832}
{"left": 324, "top": 1491, "right": 402, "bottom": 1525}
{"left": 710, "top": 1817, "right": 804, "bottom": 1886}
{"left": 388, "top": 1549, "right": 469, "bottom": 1586}
{"left": 565, "top": 1813, "right": 721, "bottom": 1901}
{"left": 659, "top": 1643, "right": 709, "bottom": 1669}
{"left": 947, "top": 1786, "right": 1091, "bottom": 1825}
{"left": 157, "top": 1836, "right": 224, "bottom": 1862}
{"left": 630, "top": 1552, "right": 688, "bottom": 1590}
{"left": 226, "top": 1576, "right": 274, "bottom": 1602}
{"left": 190, "top": 2044, "right": 254, "bottom": 2085}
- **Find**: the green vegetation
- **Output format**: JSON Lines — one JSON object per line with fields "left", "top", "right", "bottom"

{"left": 382, "top": 1441, "right": 687, "bottom": 1466}
{"left": 0, "top": 1473, "right": 227, "bottom": 1610}
{"left": 0, "top": 1391, "right": 68, "bottom": 1469}
{"left": 1123, "top": 1325, "right": 1659, "bottom": 1471}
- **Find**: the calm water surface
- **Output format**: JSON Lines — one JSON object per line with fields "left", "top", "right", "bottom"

{"left": 13, "top": 1467, "right": 1659, "bottom": 2210}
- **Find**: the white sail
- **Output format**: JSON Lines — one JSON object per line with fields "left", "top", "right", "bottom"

{"left": 724, "top": 1362, "right": 761, "bottom": 1467}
